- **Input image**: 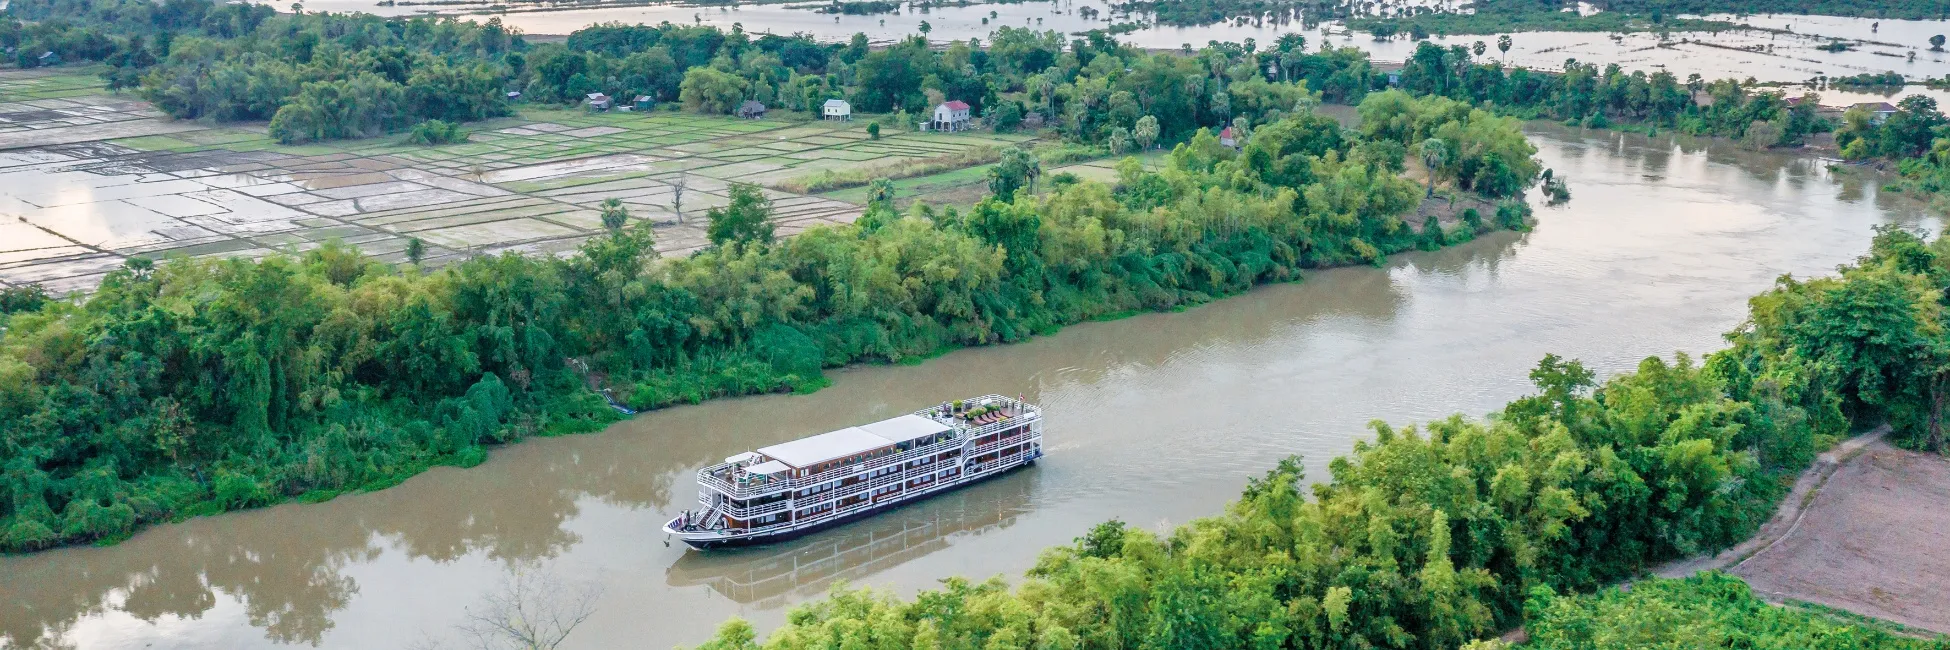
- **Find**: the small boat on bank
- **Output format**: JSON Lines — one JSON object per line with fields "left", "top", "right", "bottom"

{"left": 664, "top": 394, "right": 1044, "bottom": 549}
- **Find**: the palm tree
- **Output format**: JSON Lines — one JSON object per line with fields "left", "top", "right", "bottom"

{"left": 600, "top": 198, "right": 629, "bottom": 232}
{"left": 1497, "top": 34, "right": 1512, "bottom": 61}
{"left": 1420, "top": 138, "right": 1448, "bottom": 199}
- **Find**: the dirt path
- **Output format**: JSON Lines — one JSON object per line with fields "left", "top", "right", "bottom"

{"left": 1651, "top": 426, "right": 1889, "bottom": 579}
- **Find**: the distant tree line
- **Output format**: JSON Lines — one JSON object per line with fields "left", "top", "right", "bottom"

{"left": 1592, "top": 0, "right": 1949, "bottom": 21}
{"left": 1383, "top": 40, "right": 1833, "bottom": 147}
{"left": 5, "top": 0, "right": 1395, "bottom": 148}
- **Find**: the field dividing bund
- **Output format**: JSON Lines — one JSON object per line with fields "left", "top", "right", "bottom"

{"left": 0, "top": 68, "right": 1038, "bottom": 293}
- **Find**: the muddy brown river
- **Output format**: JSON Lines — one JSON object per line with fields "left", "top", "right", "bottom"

{"left": 2, "top": 124, "right": 1941, "bottom": 649}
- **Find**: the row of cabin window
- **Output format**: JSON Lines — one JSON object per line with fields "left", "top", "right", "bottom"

{"left": 791, "top": 466, "right": 966, "bottom": 512}
{"left": 795, "top": 480, "right": 838, "bottom": 497}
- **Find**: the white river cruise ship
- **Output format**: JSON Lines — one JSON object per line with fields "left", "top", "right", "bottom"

{"left": 664, "top": 394, "right": 1043, "bottom": 549}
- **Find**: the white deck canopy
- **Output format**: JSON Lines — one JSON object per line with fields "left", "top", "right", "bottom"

{"left": 858, "top": 414, "right": 952, "bottom": 445}
{"left": 756, "top": 414, "right": 954, "bottom": 469}
{"left": 744, "top": 460, "right": 791, "bottom": 476}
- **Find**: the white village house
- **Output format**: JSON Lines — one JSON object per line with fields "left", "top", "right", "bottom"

{"left": 930, "top": 100, "right": 972, "bottom": 132}
{"left": 822, "top": 98, "right": 852, "bottom": 121}
{"left": 1851, "top": 101, "right": 1899, "bottom": 124}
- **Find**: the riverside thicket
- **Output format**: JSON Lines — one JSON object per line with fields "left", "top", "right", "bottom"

{"left": 0, "top": 92, "right": 1540, "bottom": 552}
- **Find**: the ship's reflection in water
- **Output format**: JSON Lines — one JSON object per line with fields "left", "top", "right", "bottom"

{"left": 668, "top": 466, "right": 1040, "bottom": 605}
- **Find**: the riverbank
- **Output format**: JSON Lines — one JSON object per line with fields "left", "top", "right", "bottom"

{"left": 1652, "top": 426, "right": 1890, "bottom": 580}
{"left": 1500, "top": 427, "right": 1950, "bottom": 645}
{"left": 1727, "top": 436, "right": 1950, "bottom": 634}
{"left": 0, "top": 73, "right": 1542, "bottom": 554}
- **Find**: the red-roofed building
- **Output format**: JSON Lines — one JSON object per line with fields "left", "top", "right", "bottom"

{"left": 1218, "top": 126, "right": 1238, "bottom": 148}
{"left": 931, "top": 100, "right": 973, "bottom": 132}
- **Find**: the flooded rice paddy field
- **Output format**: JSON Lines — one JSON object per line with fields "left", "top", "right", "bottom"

{"left": 2, "top": 112, "right": 1942, "bottom": 647}
{"left": 298, "top": 0, "right": 1950, "bottom": 87}
{"left": 0, "top": 73, "right": 1033, "bottom": 294}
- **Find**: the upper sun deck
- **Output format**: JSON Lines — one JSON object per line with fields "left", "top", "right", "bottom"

{"left": 699, "top": 395, "right": 1040, "bottom": 498}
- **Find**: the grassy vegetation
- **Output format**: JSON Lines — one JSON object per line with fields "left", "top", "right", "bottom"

{"left": 773, "top": 144, "right": 1005, "bottom": 193}
{"left": 0, "top": 65, "right": 109, "bottom": 102}
{"left": 1521, "top": 573, "right": 1949, "bottom": 649}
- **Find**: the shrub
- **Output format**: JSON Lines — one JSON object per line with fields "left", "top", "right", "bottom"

{"left": 405, "top": 119, "right": 468, "bottom": 145}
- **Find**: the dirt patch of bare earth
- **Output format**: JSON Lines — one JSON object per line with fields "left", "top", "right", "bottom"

{"left": 1729, "top": 439, "right": 1950, "bottom": 633}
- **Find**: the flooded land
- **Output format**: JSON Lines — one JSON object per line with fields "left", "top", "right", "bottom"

{"left": 0, "top": 78, "right": 1037, "bottom": 293}
{"left": 1, "top": 110, "right": 1939, "bottom": 647}
{"left": 293, "top": 0, "right": 1950, "bottom": 87}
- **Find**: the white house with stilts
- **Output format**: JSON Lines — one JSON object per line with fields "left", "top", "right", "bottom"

{"left": 823, "top": 99, "right": 852, "bottom": 121}
{"left": 930, "top": 100, "right": 972, "bottom": 132}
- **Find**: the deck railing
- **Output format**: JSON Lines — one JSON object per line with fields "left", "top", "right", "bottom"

{"left": 972, "top": 431, "right": 1037, "bottom": 457}
{"left": 736, "top": 449, "right": 1032, "bottom": 533}
{"left": 717, "top": 499, "right": 790, "bottom": 520}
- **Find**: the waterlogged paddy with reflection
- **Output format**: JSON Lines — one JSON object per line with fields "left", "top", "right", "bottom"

{"left": 296, "top": 0, "right": 1950, "bottom": 87}
{"left": 2, "top": 124, "right": 1940, "bottom": 648}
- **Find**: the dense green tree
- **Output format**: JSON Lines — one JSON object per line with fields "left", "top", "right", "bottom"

{"left": 600, "top": 198, "right": 629, "bottom": 232}
{"left": 987, "top": 146, "right": 1042, "bottom": 199}
{"left": 705, "top": 184, "right": 777, "bottom": 248}
{"left": 1420, "top": 137, "right": 1448, "bottom": 197}
{"left": 679, "top": 66, "right": 748, "bottom": 114}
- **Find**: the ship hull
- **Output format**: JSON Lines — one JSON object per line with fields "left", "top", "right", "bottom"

{"left": 668, "top": 451, "right": 1039, "bottom": 550}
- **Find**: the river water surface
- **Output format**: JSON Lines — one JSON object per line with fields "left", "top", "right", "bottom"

{"left": 2, "top": 124, "right": 1941, "bottom": 649}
